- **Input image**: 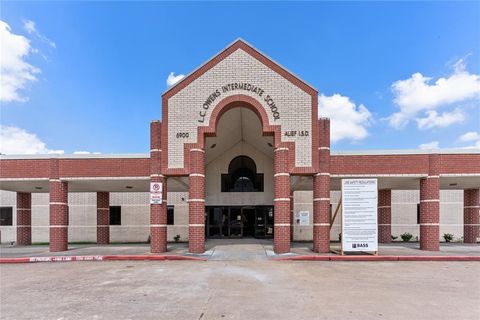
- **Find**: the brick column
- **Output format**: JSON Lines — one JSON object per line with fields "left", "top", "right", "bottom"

{"left": 378, "top": 189, "right": 392, "bottom": 243}
{"left": 313, "top": 118, "right": 330, "bottom": 253}
{"left": 189, "top": 148, "right": 206, "bottom": 254}
{"left": 49, "top": 158, "right": 68, "bottom": 252}
{"left": 419, "top": 154, "right": 440, "bottom": 251}
{"left": 290, "top": 192, "right": 294, "bottom": 241}
{"left": 150, "top": 120, "right": 167, "bottom": 253}
{"left": 97, "top": 192, "right": 110, "bottom": 245}
{"left": 274, "top": 146, "right": 291, "bottom": 254}
{"left": 464, "top": 189, "right": 479, "bottom": 244}
{"left": 16, "top": 192, "right": 32, "bottom": 245}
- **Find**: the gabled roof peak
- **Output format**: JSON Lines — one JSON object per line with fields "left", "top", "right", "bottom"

{"left": 162, "top": 38, "right": 317, "bottom": 98}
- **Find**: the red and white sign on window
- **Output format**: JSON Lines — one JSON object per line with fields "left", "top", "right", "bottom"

{"left": 150, "top": 182, "right": 163, "bottom": 204}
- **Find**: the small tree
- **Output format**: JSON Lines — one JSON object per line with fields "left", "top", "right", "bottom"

{"left": 401, "top": 232, "right": 413, "bottom": 242}
{"left": 443, "top": 233, "right": 454, "bottom": 243}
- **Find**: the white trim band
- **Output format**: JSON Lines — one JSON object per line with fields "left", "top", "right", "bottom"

{"left": 189, "top": 224, "right": 205, "bottom": 227}
{"left": 190, "top": 148, "right": 205, "bottom": 153}
{"left": 49, "top": 179, "right": 61, "bottom": 182}
{"left": 378, "top": 224, "right": 391, "bottom": 226}
{"left": 464, "top": 206, "right": 480, "bottom": 209}
{"left": 50, "top": 225, "right": 68, "bottom": 228}
{"left": 274, "top": 198, "right": 291, "bottom": 202}
{"left": 49, "top": 202, "right": 68, "bottom": 205}
{"left": 274, "top": 147, "right": 289, "bottom": 152}
{"left": 314, "top": 173, "right": 330, "bottom": 176}
{"left": 150, "top": 149, "right": 162, "bottom": 152}
{"left": 97, "top": 224, "right": 109, "bottom": 227}
{"left": 189, "top": 173, "right": 205, "bottom": 177}
{"left": 188, "top": 199, "right": 205, "bottom": 202}
{"left": 274, "top": 223, "right": 290, "bottom": 227}
{"left": 151, "top": 224, "right": 167, "bottom": 227}
{"left": 274, "top": 173, "right": 290, "bottom": 177}
{"left": 16, "top": 208, "right": 31, "bottom": 211}
{"left": 313, "top": 223, "right": 330, "bottom": 226}
{"left": 318, "top": 147, "right": 330, "bottom": 150}
{"left": 420, "top": 223, "right": 439, "bottom": 226}
{"left": 150, "top": 174, "right": 165, "bottom": 178}
{"left": 420, "top": 199, "right": 440, "bottom": 203}
{"left": 97, "top": 208, "right": 109, "bottom": 211}
{"left": 427, "top": 175, "right": 439, "bottom": 179}
{"left": 313, "top": 198, "right": 330, "bottom": 202}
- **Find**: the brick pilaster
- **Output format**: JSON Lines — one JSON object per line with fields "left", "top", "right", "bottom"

{"left": 378, "top": 189, "right": 392, "bottom": 243}
{"left": 464, "top": 189, "right": 479, "bottom": 244}
{"left": 419, "top": 154, "right": 440, "bottom": 251}
{"left": 49, "top": 158, "right": 68, "bottom": 252}
{"left": 16, "top": 192, "right": 31, "bottom": 245}
{"left": 313, "top": 118, "right": 330, "bottom": 253}
{"left": 97, "top": 192, "right": 110, "bottom": 245}
{"left": 150, "top": 120, "right": 167, "bottom": 253}
{"left": 189, "top": 148, "right": 206, "bottom": 254}
{"left": 274, "top": 146, "right": 291, "bottom": 254}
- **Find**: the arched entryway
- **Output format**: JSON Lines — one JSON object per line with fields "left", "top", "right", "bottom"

{"left": 186, "top": 95, "right": 292, "bottom": 254}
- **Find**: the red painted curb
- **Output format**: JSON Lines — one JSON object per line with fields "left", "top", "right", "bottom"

{"left": 273, "top": 255, "right": 480, "bottom": 262}
{"left": 0, "top": 255, "right": 207, "bottom": 264}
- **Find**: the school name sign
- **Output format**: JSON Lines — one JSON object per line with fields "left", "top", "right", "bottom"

{"left": 198, "top": 82, "right": 280, "bottom": 123}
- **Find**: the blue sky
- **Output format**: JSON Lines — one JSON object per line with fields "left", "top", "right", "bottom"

{"left": 1, "top": 1, "right": 479, "bottom": 155}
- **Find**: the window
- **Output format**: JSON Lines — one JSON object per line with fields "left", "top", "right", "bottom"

{"left": 221, "top": 155, "right": 264, "bottom": 192}
{"left": 109, "top": 206, "right": 121, "bottom": 225}
{"left": 167, "top": 206, "right": 174, "bottom": 225}
{"left": 0, "top": 207, "right": 13, "bottom": 226}
{"left": 417, "top": 203, "right": 420, "bottom": 224}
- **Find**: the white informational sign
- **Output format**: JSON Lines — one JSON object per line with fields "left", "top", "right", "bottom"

{"left": 341, "top": 179, "right": 378, "bottom": 252}
{"left": 295, "top": 211, "right": 310, "bottom": 226}
{"left": 150, "top": 182, "right": 163, "bottom": 204}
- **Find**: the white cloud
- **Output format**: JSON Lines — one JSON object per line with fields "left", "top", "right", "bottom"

{"left": 415, "top": 108, "right": 464, "bottom": 129}
{"left": 419, "top": 141, "right": 440, "bottom": 150}
{"left": 73, "top": 151, "right": 101, "bottom": 155}
{"left": 166, "top": 72, "right": 185, "bottom": 86}
{"left": 0, "top": 125, "right": 64, "bottom": 155}
{"left": 0, "top": 20, "right": 40, "bottom": 103}
{"left": 318, "top": 93, "right": 373, "bottom": 143}
{"left": 22, "top": 19, "right": 56, "bottom": 48}
{"left": 458, "top": 131, "right": 480, "bottom": 149}
{"left": 459, "top": 131, "right": 480, "bottom": 142}
{"left": 388, "top": 59, "right": 480, "bottom": 129}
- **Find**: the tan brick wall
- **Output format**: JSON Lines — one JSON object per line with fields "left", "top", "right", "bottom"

{"left": 168, "top": 49, "right": 312, "bottom": 169}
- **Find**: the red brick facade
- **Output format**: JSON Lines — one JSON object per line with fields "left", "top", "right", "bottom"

{"left": 313, "top": 118, "right": 330, "bottom": 253}
{"left": 464, "top": 189, "right": 479, "bottom": 244}
{"left": 273, "top": 147, "right": 291, "bottom": 254}
{"left": 16, "top": 192, "right": 32, "bottom": 245}
{"left": 49, "top": 159, "right": 69, "bottom": 252}
{"left": 378, "top": 189, "right": 391, "bottom": 244}
{"left": 419, "top": 154, "right": 440, "bottom": 251}
{"left": 150, "top": 121, "right": 167, "bottom": 253}
{"left": 96, "top": 192, "right": 110, "bottom": 245}
{"left": 188, "top": 148, "right": 206, "bottom": 254}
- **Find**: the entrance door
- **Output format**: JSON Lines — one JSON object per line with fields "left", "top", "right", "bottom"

{"left": 206, "top": 206, "right": 274, "bottom": 239}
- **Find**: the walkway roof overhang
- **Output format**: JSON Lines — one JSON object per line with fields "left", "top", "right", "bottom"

{"left": 0, "top": 149, "right": 479, "bottom": 193}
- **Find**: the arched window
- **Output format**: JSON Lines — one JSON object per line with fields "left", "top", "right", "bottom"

{"left": 221, "top": 156, "right": 264, "bottom": 192}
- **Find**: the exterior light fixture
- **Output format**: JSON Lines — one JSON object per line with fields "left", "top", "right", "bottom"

{"left": 211, "top": 144, "right": 217, "bottom": 149}
{"left": 35, "top": 186, "right": 42, "bottom": 190}
{"left": 125, "top": 186, "right": 133, "bottom": 189}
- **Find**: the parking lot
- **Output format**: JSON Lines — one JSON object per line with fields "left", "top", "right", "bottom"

{"left": 1, "top": 259, "right": 479, "bottom": 320}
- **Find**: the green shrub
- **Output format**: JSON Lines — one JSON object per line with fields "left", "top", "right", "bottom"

{"left": 400, "top": 232, "right": 413, "bottom": 242}
{"left": 174, "top": 234, "right": 181, "bottom": 242}
{"left": 443, "top": 233, "right": 454, "bottom": 242}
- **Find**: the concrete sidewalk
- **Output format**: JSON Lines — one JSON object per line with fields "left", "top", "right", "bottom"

{"left": 1, "top": 239, "right": 479, "bottom": 262}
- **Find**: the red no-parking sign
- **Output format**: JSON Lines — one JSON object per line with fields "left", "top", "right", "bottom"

{"left": 150, "top": 182, "right": 163, "bottom": 204}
